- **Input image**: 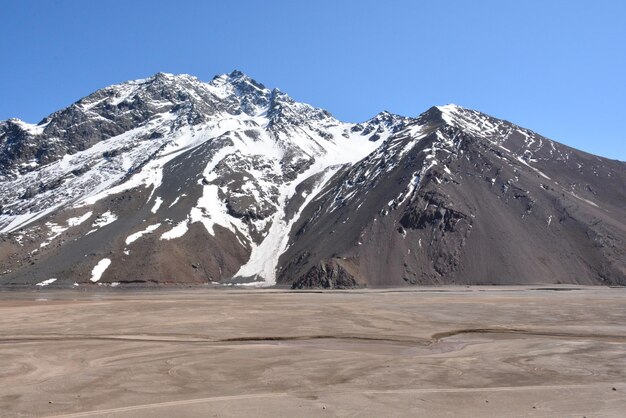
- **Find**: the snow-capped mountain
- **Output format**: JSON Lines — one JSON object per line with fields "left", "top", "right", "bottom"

{"left": 279, "top": 105, "right": 626, "bottom": 286}
{"left": 0, "top": 71, "right": 624, "bottom": 287}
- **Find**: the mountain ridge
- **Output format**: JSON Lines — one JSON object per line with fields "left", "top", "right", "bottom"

{"left": 1, "top": 71, "right": 624, "bottom": 287}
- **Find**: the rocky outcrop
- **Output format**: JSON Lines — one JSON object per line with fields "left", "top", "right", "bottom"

{"left": 0, "top": 74, "right": 624, "bottom": 288}
{"left": 291, "top": 260, "right": 360, "bottom": 289}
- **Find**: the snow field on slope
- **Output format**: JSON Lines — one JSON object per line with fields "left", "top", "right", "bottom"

{"left": 90, "top": 258, "right": 111, "bottom": 282}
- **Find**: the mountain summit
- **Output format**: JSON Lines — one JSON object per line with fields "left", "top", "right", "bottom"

{"left": 0, "top": 72, "right": 624, "bottom": 287}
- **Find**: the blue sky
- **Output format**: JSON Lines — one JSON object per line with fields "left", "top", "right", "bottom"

{"left": 1, "top": 0, "right": 624, "bottom": 160}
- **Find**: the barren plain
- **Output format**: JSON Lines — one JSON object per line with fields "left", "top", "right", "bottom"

{"left": 1, "top": 286, "right": 625, "bottom": 417}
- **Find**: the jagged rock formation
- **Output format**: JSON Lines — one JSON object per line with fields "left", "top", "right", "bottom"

{"left": 0, "top": 72, "right": 624, "bottom": 288}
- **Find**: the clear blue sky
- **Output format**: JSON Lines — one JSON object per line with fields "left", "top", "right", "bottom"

{"left": 1, "top": 0, "right": 624, "bottom": 160}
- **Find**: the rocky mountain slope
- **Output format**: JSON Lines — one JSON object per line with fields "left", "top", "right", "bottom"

{"left": 0, "top": 72, "right": 624, "bottom": 287}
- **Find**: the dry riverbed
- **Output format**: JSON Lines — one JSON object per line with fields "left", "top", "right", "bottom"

{"left": 1, "top": 286, "right": 625, "bottom": 417}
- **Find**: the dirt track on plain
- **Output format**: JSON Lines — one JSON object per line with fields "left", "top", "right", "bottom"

{"left": 1, "top": 286, "right": 625, "bottom": 417}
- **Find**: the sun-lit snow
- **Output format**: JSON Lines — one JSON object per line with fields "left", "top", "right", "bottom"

{"left": 234, "top": 165, "right": 342, "bottom": 285}
{"left": 40, "top": 222, "right": 68, "bottom": 247}
{"left": 125, "top": 223, "right": 161, "bottom": 245}
{"left": 90, "top": 258, "right": 111, "bottom": 283}
{"left": 569, "top": 192, "right": 599, "bottom": 208}
{"left": 150, "top": 197, "right": 163, "bottom": 214}
{"left": 67, "top": 211, "right": 93, "bottom": 227}
{"left": 168, "top": 194, "right": 186, "bottom": 208}
{"left": 160, "top": 220, "right": 189, "bottom": 240}
{"left": 0, "top": 72, "right": 387, "bottom": 237}
{"left": 86, "top": 211, "right": 118, "bottom": 234}
{"left": 1, "top": 71, "right": 599, "bottom": 288}
{"left": 0, "top": 203, "right": 65, "bottom": 234}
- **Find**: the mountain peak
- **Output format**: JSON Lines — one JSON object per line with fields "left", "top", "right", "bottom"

{"left": 368, "top": 110, "right": 406, "bottom": 122}
{"left": 153, "top": 71, "right": 175, "bottom": 80}
{"left": 206, "top": 70, "right": 269, "bottom": 104}
{"left": 435, "top": 103, "right": 464, "bottom": 112}
{"left": 227, "top": 69, "right": 246, "bottom": 79}
{"left": 1, "top": 72, "right": 625, "bottom": 289}
{"left": 211, "top": 70, "right": 267, "bottom": 90}
{"left": 126, "top": 72, "right": 175, "bottom": 85}
{"left": 419, "top": 104, "right": 465, "bottom": 121}
{"left": 425, "top": 104, "right": 489, "bottom": 129}
{"left": 120, "top": 72, "right": 204, "bottom": 88}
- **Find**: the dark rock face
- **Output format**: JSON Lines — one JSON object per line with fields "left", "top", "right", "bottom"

{"left": 400, "top": 192, "right": 470, "bottom": 232}
{"left": 0, "top": 71, "right": 399, "bottom": 287}
{"left": 276, "top": 105, "right": 626, "bottom": 287}
{"left": 290, "top": 260, "right": 360, "bottom": 289}
{"left": 0, "top": 74, "right": 624, "bottom": 288}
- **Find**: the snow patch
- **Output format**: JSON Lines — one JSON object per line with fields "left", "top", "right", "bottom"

{"left": 90, "top": 258, "right": 111, "bottom": 282}
{"left": 569, "top": 192, "right": 599, "bottom": 208}
{"left": 87, "top": 211, "right": 118, "bottom": 234}
{"left": 36, "top": 278, "right": 57, "bottom": 287}
{"left": 150, "top": 196, "right": 163, "bottom": 213}
{"left": 516, "top": 156, "right": 551, "bottom": 180}
{"left": 234, "top": 165, "right": 341, "bottom": 286}
{"left": 125, "top": 223, "right": 162, "bottom": 245}
{"left": 160, "top": 221, "right": 189, "bottom": 240}
{"left": 0, "top": 203, "right": 65, "bottom": 234}
{"left": 40, "top": 222, "right": 68, "bottom": 247}
{"left": 67, "top": 211, "right": 93, "bottom": 227}
{"left": 169, "top": 194, "right": 186, "bottom": 208}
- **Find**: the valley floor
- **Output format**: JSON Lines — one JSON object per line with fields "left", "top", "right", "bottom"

{"left": 0, "top": 286, "right": 625, "bottom": 417}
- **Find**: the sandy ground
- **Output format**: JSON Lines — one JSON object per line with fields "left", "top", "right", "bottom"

{"left": 0, "top": 286, "right": 625, "bottom": 417}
